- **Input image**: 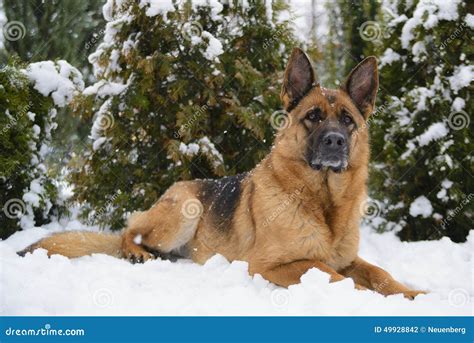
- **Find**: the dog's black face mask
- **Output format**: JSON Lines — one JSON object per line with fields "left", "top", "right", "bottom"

{"left": 307, "top": 129, "right": 349, "bottom": 173}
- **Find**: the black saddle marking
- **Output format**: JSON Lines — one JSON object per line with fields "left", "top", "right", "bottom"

{"left": 198, "top": 173, "right": 247, "bottom": 232}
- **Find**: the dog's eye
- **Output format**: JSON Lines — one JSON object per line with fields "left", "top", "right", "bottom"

{"left": 342, "top": 113, "right": 353, "bottom": 126}
{"left": 306, "top": 109, "right": 322, "bottom": 123}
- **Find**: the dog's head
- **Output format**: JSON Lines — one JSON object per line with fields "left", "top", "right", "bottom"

{"left": 276, "top": 48, "right": 378, "bottom": 173}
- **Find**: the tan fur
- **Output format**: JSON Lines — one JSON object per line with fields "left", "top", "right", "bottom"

{"left": 23, "top": 49, "right": 426, "bottom": 299}
{"left": 121, "top": 181, "right": 202, "bottom": 262}
{"left": 20, "top": 231, "right": 122, "bottom": 258}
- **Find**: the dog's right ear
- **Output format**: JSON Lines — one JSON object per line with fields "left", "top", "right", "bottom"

{"left": 281, "top": 48, "right": 317, "bottom": 112}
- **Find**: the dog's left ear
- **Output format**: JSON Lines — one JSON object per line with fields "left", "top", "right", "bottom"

{"left": 343, "top": 56, "right": 378, "bottom": 119}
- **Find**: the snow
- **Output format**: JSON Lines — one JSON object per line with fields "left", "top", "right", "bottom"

{"left": 379, "top": 48, "right": 400, "bottom": 67}
{"left": 401, "top": 0, "right": 461, "bottom": 48}
{"left": 139, "top": 0, "right": 223, "bottom": 20}
{"left": 401, "top": 17, "right": 419, "bottom": 49}
{"left": 101, "top": 0, "right": 131, "bottom": 21}
{"left": 1, "top": 222, "right": 471, "bottom": 316}
{"left": 448, "top": 65, "right": 474, "bottom": 94}
{"left": 417, "top": 122, "right": 448, "bottom": 146}
{"left": 198, "top": 136, "right": 224, "bottom": 167}
{"left": 178, "top": 137, "right": 224, "bottom": 168}
{"left": 192, "top": 0, "right": 223, "bottom": 20}
{"left": 22, "top": 192, "right": 41, "bottom": 208}
{"left": 466, "top": 13, "right": 474, "bottom": 28}
{"left": 436, "top": 188, "right": 447, "bottom": 201}
{"left": 411, "top": 41, "right": 426, "bottom": 60}
{"left": 26, "top": 111, "right": 35, "bottom": 121}
{"left": 92, "top": 137, "right": 108, "bottom": 151}
{"left": 409, "top": 196, "right": 433, "bottom": 218}
{"left": 408, "top": 86, "right": 435, "bottom": 112}
{"left": 140, "top": 0, "right": 174, "bottom": 18}
{"left": 108, "top": 49, "right": 122, "bottom": 72}
{"left": 24, "top": 61, "right": 84, "bottom": 108}
{"left": 31, "top": 124, "right": 40, "bottom": 138}
{"left": 29, "top": 179, "right": 44, "bottom": 194}
{"left": 452, "top": 97, "right": 465, "bottom": 111}
{"left": 179, "top": 142, "right": 200, "bottom": 156}
{"left": 201, "top": 31, "right": 224, "bottom": 61}
{"left": 133, "top": 234, "right": 142, "bottom": 245}
{"left": 83, "top": 79, "right": 128, "bottom": 98}
{"left": 441, "top": 179, "right": 453, "bottom": 189}
{"left": 428, "top": 0, "right": 462, "bottom": 21}
{"left": 88, "top": 7, "right": 133, "bottom": 78}
{"left": 20, "top": 176, "right": 53, "bottom": 230}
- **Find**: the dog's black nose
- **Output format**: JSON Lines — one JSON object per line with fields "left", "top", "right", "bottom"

{"left": 322, "top": 132, "right": 346, "bottom": 150}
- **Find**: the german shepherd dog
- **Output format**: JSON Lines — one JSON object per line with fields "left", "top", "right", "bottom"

{"left": 20, "top": 48, "right": 426, "bottom": 299}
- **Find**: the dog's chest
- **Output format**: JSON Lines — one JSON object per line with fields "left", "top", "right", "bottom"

{"left": 325, "top": 228, "right": 359, "bottom": 270}
{"left": 295, "top": 221, "right": 357, "bottom": 260}
{"left": 280, "top": 201, "right": 359, "bottom": 270}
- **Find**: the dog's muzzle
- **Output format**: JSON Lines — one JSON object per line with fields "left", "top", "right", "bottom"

{"left": 309, "top": 131, "right": 349, "bottom": 173}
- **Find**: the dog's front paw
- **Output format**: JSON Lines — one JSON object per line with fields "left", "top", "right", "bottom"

{"left": 122, "top": 242, "right": 155, "bottom": 263}
{"left": 126, "top": 249, "right": 155, "bottom": 264}
{"left": 403, "top": 290, "right": 427, "bottom": 300}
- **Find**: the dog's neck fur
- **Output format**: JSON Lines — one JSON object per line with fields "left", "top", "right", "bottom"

{"left": 249, "top": 141, "right": 367, "bottom": 254}
{"left": 257, "top": 142, "right": 368, "bottom": 213}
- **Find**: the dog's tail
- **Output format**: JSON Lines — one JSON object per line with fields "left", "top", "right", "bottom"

{"left": 17, "top": 231, "right": 123, "bottom": 258}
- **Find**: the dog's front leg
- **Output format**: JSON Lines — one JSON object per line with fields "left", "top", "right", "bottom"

{"left": 340, "top": 256, "right": 426, "bottom": 299}
{"left": 256, "top": 260, "right": 366, "bottom": 289}
{"left": 121, "top": 211, "right": 156, "bottom": 263}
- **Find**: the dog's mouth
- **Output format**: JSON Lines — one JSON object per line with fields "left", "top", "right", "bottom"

{"left": 309, "top": 156, "right": 348, "bottom": 173}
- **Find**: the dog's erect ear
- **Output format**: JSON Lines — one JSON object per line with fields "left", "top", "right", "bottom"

{"left": 343, "top": 56, "right": 378, "bottom": 119}
{"left": 281, "top": 48, "right": 317, "bottom": 112}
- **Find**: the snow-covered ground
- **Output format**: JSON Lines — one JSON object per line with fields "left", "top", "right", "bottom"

{"left": 0, "top": 216, "right": 472, "bottom": 316}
